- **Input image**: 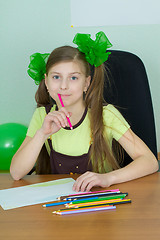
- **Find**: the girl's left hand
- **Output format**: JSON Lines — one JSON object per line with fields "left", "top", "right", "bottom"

{"left": 72, "top": 171, "right": 111, "bottom": 192}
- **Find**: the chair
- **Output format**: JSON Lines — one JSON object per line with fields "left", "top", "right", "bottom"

{"left": 29, "top": 50, "right": 159, "bottom": 174}
{"left": 103, "top": 50, "right": 158, "bottom": 167}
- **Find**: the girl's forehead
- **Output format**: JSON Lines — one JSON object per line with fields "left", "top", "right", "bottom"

{"left": 49, "top": 61, "right": 86, "bottom": 74}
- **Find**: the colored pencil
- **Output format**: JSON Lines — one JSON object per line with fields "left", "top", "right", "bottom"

{"left": 65, "top": 191, "right": 126, "bottom": 201}
{"left": 43, "top": 196, "right": 117, "bottom": 207}
{"left": 65, "top": 194, "right": 127, "bottom": 205}
{"left": 43, "top": 194, "right": 125, "bottom": 207}
{"left": 66, "top": 199, "right": 122, "bottom": 208}
{"left": 66, "top": 199, "right": 132, "bottom": 209}
{"left": 53, "top": 205, "right": 116, "bottom": 215}
{"left": 43, "top": 197, "right": 109, "bottom": 207}
{"left": 58, "top": 189, "right": 120, "bottom": 200}
{"left": 66, "top": 198, "right": 123, "bottom": 208}
{"left": 42, "top": 200, "right": 72, "bottom": 207}
{"left": 54, "top": 204, "right": 112, "bottom": 213}
{"left": 88, "top": 189, "right": 119, "bottom": 194}
{"left": 53, "top": 204, "right": 112, "bottom": 212}
{"left": 43, "top": 193, "right": 127, "bottom": 208}
{"left": 58, "top": 94, "right": 73, "bottom": 130}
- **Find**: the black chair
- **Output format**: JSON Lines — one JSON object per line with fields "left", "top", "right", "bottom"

{"left": 29, "top": 50, "right": 159, "bottom": 174}
{"left": 103, "top": 50, "right": 158, "bottom": 166}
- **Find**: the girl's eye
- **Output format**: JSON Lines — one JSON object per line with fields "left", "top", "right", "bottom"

{"left": 53, "top": 75, "right": 60, "bottom": 80}
{"left": 71, "top": 76, "right": 77, "bottom": 80}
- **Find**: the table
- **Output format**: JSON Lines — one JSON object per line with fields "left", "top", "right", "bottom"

{"left": 0, "top": 173, "right": 160, "bottom": 240}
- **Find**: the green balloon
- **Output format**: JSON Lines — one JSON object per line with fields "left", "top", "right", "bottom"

{"left": 0, "top": 123, "right": 27, "bottom": 171}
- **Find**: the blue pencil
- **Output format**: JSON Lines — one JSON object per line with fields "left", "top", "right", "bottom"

{"left": 42, "top": 196, "right": 99, "bottom": 207}
{"left": 43, "top": 201, "right": 72, "bottom": 207}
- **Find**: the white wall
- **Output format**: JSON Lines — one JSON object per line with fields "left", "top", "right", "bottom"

{"left": 0, "top": 0, "right": 160, "bottom": 151}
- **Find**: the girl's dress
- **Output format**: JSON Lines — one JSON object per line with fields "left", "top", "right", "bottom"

{"left": 45, "top": 105, "right": 92, "bottom": 174}
{"left": 27, "top": 104, "right": 130, "bottom": 174}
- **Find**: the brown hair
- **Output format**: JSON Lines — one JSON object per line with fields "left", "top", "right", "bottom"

{"left": 35, "top": 46, "right": 121, "bottom": 174}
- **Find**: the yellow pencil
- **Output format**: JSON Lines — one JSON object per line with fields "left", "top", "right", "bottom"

{"left": 66, "top": 198, "right": 131, "bottom": 208}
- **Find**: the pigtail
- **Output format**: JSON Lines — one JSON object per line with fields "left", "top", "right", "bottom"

{"left": 34, "top": 79, "right": 53, "bottom": 174}
{"left": 85, "top": 65, "right": 120, "bottom": 172}
{"left": 35, "top": 79, "right": 51, "bottom": 107}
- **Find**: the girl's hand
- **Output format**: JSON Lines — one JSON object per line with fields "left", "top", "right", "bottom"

{"left": 72, "top": 171, "right": 112, "bottom": 192}
{"left": 41, "top": 107, "right": 72, "bottom": 138}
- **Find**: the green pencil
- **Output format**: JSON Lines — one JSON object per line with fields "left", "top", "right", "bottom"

{"left": 68, "top": 193, "right": 127, "bottom": 205}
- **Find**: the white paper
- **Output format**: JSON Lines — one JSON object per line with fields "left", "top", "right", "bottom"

{"left": 70, "top": 0, "right": 160, "bottom": 27}
{"left": 0, "top": 178, "right": 76, "bottom": 210}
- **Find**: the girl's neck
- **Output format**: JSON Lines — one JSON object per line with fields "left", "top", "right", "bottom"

{"left": 67, "top": 102, "right": 86, "bottom": 126}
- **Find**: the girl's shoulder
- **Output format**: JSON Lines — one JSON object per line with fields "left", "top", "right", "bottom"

{"left": 103, "top": 104, "right": 114, "bottom": 110}
{"left": 103, "top": 104, "right": 120, "bottom": 117}
{"left": 103, "top": 104, "right": 129, "bottom": 126}
{"left": 102, "top": 104, "right": 130, "bottom": 141}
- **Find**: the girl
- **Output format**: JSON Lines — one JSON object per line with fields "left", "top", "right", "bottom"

{"left": 10, "top": 31, "right": 158, "bottom": 192}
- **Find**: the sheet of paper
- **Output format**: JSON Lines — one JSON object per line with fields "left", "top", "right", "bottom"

{"left": 0, "top": 178, "right": 76, "bottom": 210}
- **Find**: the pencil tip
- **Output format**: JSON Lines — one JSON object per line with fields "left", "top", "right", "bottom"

{"left": 56, "top": 212, "right": 61, "bottom": 215}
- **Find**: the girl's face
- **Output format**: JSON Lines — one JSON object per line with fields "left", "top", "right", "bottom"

{"left": 45, "top": 61, "right": 90, "bottom": 109}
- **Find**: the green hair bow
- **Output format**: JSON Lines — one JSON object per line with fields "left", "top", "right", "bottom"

{"left": 73, "top": 31, "right": 112, "bottom": 67}
{"left": 27, "top": 53, "right": 50, "bottom": 85}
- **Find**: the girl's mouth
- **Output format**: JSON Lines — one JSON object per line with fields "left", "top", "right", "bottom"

{"left": 61, "top": 94, "right": 70, "bottom": 98}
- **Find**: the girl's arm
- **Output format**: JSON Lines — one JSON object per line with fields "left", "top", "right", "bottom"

{"left": 73, "top": 129, "right": 159, "bottom": 192}
{"left": 106, "top": 129, "right": 159, "bottom": 184}
{"left": 10, "top": 107, "right": 71, "bottom": 180}
{"left": 10, "top": 131, "right": 47, "bottom": 180}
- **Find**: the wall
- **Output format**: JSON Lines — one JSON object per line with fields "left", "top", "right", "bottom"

{"left": 0, "top": 0, "right": 160, "bottom": 151}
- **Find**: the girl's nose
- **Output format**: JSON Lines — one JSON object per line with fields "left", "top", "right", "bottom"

{"left": 60, "top": 79, "right": 69, "bottom": 90}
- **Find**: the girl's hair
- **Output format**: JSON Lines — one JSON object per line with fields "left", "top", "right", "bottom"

{"left": 35, "top": 46, "right": 121, "bottom": 174}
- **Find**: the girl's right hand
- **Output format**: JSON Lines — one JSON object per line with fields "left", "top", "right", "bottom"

{"left": 40, "top": 107, "right": 72, "bottom": 139}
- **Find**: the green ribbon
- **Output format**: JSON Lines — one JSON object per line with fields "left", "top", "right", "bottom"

{"left": 73, "top": 31, "right": 112, "bottom": 67}
{"left": 27, "top": 53, "right": 50, "bottom": 85}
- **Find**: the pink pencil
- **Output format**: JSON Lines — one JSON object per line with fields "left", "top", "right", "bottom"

{"left": 58, "top": 94, "right": 73, "bottom": 130}
{"left": 67, "top": 189, "right": 120, "bottom": 197}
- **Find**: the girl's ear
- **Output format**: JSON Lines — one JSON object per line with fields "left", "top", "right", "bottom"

{"left": 44, "top": 74, "right": 48, "bottom": 89}
{"left": 84, "top": 76, "right": 91, "bottom": 92}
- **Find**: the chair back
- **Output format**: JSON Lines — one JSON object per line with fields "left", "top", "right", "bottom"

{"left": 103, "top": 50, "right": 157, "bottom": 166}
